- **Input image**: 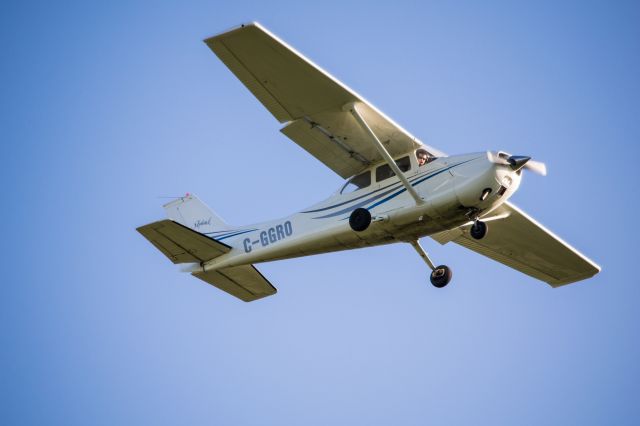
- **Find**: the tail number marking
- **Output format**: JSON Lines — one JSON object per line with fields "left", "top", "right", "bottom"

{"left": 243, "top": 221, "right": 293, "bottom": 253}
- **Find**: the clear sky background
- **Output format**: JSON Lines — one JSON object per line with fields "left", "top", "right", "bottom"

{"left": 2, "top": 1, "right": 639, "bottom": 424}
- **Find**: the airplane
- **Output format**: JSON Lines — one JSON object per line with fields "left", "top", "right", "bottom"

{"left": 137, "top": 22, "right": 601, "bottom": 302}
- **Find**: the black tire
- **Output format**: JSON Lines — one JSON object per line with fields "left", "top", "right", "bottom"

{"left": 430, "top": 265, "right": 452, "bottom": 288}
{"left": 470, "top": 220, "right": 488, "bottom": 240}
{"left": 349, "top": 208, "right": 372, "bottom": 232}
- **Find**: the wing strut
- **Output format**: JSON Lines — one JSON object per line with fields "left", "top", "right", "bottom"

{"left": 347, "top": 103, "right": 425, "bottom": 206}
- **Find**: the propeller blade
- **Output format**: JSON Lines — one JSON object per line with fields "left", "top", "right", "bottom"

{"left": 180, "top": 263, "right": 202, "bottom": 273}
{"left": 487, "top": 151, "right": 510, "bottom": 165}
{"left": 524, "top": 160, "right": 547, "bottom": 176}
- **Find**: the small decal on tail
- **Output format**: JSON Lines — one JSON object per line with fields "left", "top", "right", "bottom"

{"left": 194, "top": 218, "right": 212, "bottom": 229}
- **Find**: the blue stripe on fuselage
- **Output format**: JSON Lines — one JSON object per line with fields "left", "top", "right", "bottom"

{"left": 208, "top": 228, "right": 257, "bottom": 241}
{"left": 317, "top": 159, "right": 476, "bottom": 219}
{"left": 304, "top": 167, "right": 439, "bottom": 217}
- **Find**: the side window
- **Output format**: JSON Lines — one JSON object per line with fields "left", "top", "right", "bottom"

{"left": 340, "top": 171, "right": 371, "bottom": 194}
{"left": 375, "top": 156, "right": 411, "bottom": 182}
{"left": 397, "top": 156, "right": 411, "bottom": 172}
{"left": 376, "top": 164, "right": 394, "bottom": 182}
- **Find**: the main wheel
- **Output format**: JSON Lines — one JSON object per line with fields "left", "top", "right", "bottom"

{"left": 470, "top": 220, "right": 488, "bottom": 240}
{"left": 349, "top": 208, "right": 371, "bottom": 232}
{"left": 430, "top": 265, "right": 452, "bottom": 288}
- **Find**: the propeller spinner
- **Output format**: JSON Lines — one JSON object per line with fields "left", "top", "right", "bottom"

{"left": 489, "top": 152, "right": 547, "bottom": 176}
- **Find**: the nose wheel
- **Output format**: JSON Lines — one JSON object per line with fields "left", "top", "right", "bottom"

{"left": 409, "top": 240, "right": 453, "bottom": 288}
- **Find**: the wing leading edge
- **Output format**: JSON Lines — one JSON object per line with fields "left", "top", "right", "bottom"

{"left": 204, "top": 22, "right": 444, "bottom": 179}
{"left": 432, "top": 202, "right": 601, "bottom": 287}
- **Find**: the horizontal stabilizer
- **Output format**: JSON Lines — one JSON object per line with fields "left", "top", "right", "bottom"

{"left": 193, "top": 265, "right": 277, "bottom": 302}
{"left": 137, "top": 219, "right": 230, "bottom": 264}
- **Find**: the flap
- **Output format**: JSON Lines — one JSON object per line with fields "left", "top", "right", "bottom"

{"left": 137, "top": 220, "right": 230, "bottom": 264}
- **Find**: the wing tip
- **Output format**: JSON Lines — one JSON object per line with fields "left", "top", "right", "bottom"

{"left": 547, "top": 265, "right": 602, "bottom": 287}
{"left": 203, "top": 21, "right": 262, "bottom": 44}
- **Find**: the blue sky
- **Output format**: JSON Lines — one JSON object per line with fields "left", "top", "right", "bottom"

{"left": 2, "top": 1, "right": 639, "bottom": 424}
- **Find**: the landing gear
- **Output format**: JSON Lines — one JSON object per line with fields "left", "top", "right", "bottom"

{"left": 349, "top": 208, "right": 371, "bottom": 232}
{"left": 470, "top": 220, "right": 488, "bottom": 240}
{"left": 430, "top": 265, "right": 452, "bottom": 288}
{"left": 409, "top": 240, "right": 453, "bottom": 288}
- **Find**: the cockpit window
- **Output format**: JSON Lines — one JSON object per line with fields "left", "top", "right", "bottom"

{"left": 375, "top": 156, "right": 411, "bottom": 182}
{"left": 340, "top": 170, "right": 371, "bottom": 194}
{"left": 416, "top": 148, "right": 436, "bottom": 167}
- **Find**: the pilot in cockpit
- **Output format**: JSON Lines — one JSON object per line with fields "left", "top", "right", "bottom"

{"left": 416, "top": 148, "right": 431, "bottom": 167}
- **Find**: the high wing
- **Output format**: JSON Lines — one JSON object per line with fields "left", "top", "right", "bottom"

{"left": 204, "top": 22, "right": 444, "bottom": 179}
{"left": 432, "top": 202, "right": 601, "bottom": 287}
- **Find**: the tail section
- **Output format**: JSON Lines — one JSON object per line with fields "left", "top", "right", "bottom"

{"left": 163, "top": 193, "right": 229, "bottom": 234}
{"left": 137, "top": 218, "right": 277, "bottom": 302}
{"left": 138, "top": 194, "right": 278, "bottom": 302}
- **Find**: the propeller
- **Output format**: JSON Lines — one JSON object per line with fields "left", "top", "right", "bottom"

{"left": 521, "top": 158, "right": 547, "bottom": 176}
{"left": 489, "top": 152, "right": 547, "bottom": 176}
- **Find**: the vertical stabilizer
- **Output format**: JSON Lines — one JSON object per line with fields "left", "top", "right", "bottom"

{"left": 163, "top": 194, "right": 229, "bottom": 233}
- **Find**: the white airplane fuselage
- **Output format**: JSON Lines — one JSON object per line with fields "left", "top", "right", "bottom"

{"left": 200, "top": 152, "right": 521, "bottom": 272}
{"left": 138, "top": 23, "right": 600, "bottom": 300}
